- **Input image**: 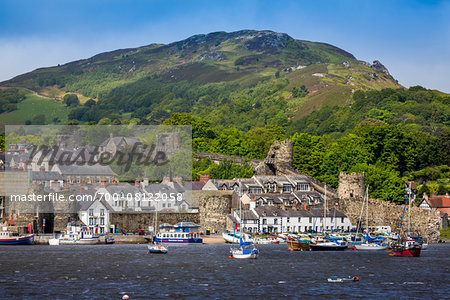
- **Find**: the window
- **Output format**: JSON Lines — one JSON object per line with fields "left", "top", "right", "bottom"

{"left": 263, "top": 219, "right": 267, "bottom": 225}
{"left": 287, "top": 217, "right": 290, "bottom": 223}
{"left": 89, "top": 218, "right": 93, "bottom": 225}
{"left": 297, "top": 183, "right": 310, "bottom": 191}
{"left": 309, "top": 217, "right": 312, "bottom": 223}
{"left": 249, "top": 187, "right": 263, "bottom": 193}
{"left": 89, "top": 209, "right": 93, "bottom": 216}
{"left": 100, "top": 218, "right": 104, "bottom": 225}
{"left": 298, "top": 217, "right": 301, "bottom": 222}
{"left": 168, "top": 203, "right": 171, "bottom": 208}
{"left": 100, "top": 209, "right": 104, "bottom": 216}
{"left": 274, "top": 218, "right": 278, "bottom": 225}
{"left": 341, "top": 217, "right": 345, "bottom": 223}
{"left": 100, "top": 227, "right": 104, "bottom": 233}
{"left": 282, "top": 184, "right": 292, "bottom": 193}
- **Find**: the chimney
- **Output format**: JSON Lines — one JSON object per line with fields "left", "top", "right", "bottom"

{"left": 161, "top": 176, "right": 170, "bottom": 185}
{"left": 50, "top": 180, "right": 61, "bottom": 192}
{"left": 174, "top": 176, "right": 183, "bottom": 186}
{"left": 199, "top": 173, "right": 210, "bottom": 183}
{"left": 100, "top": 177, "right": 106, "bottom": 188}
{"left": 249, "top": 199, "right": 256, "bottom": 209}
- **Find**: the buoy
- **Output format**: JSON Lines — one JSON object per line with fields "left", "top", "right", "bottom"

{"left": 122, "top": 295, "right": 129, "bottom": 300}
{"left": 290, "top": 249, "right": 294, "bottom": 251}
{"left": 228, "top": 256, "right": 233, "bottom": 258}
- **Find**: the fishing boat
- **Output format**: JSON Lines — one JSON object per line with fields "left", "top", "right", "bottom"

{"left": 327, "top": 276, "right": 359, "bottom": 283}
{"left": 287, "top": 235, "right": 311, "bottom": 251}
{"left": 0, "top": 227, "right": 34, "bottom": 245}
{"left": 57, "top": 222, "right": 99, "bottom": 245}
{"left": 391, "top": 238, "right": 421, "bottom": 257}
{"left": 390, "top": 183, "right": 421, "bottom": 257}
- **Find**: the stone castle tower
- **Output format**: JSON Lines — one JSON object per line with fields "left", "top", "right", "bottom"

{"left": 255, "top": 139, "right": 294, "bottom": 175}
{"left": 337, "top": 172, "right": 365, "bottom": 200}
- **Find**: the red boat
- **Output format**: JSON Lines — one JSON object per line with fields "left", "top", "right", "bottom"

{"left": 391, "top": 239, "right": 421, "bottom": 257}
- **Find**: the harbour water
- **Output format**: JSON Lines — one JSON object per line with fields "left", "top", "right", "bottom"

{"left": 0, "top": 244, "right": 448, "bottom": 299}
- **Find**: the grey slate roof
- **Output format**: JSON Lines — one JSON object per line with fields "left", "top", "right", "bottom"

{"left": 105, "top": 183, "right": 141, "bottom": 195}
{"left": 99, "top": 137, "right": 140, "bottom": 147}
{"left": 32, "top": 171, "right": 63, "bottom": 181}
{"left": 57, "top": 164, "right": 115, "bottom": 176}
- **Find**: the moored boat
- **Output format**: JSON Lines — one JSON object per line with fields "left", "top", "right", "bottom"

{"left": 230, "top": 238, "right": 258, "bottom": 259}
{"left": 391, "top": 239, "right": 421, "bottom": 257}
{"left": 310, "top": 241, "right": 348, "bottom": 251}
{"left": 0, "top": 228, "right": 34, "bottom": 245}
{"left": 154, "top": 222, "right": 202, "bottom": 244}
{"left": 147, "top": 243, "right": 168, "bottom": 254}
{"left": 354, "top": 242, "right": 388, "bottom": 251}
{"left": 287, "top": 239, "right": 311, "bottom": 251}
{"left": 328, "top": 276, "right": 359, "bottom": 282}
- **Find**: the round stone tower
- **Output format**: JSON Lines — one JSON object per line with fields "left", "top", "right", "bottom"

{"left": 337, "top": 172, "right": 365, "bottom": 200}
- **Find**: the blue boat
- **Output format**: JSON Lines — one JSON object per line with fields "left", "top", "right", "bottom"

{"left": 153, "top": 222, "right": 203, "bottom": 244}
{"left": 0, "top": 229, "right": 34, "bottom": 245}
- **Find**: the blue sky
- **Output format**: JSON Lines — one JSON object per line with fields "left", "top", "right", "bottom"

{"left": 0, "top": 0, "right": 449, "bottom": 92}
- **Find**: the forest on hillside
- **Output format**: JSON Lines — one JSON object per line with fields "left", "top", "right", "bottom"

{"left": 1, "top": 86, "right": 449, "bottom": 204}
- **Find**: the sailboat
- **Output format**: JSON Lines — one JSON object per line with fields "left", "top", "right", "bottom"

{"left": 230, "top": 191, "right": 258, "bottom": 259}
{"left": 309, "top": 186, "right": 348, "bottom": 251}
{"left": 390, "top": 183, "right": 421, "bottom": 257}
{"left": 147, "top": 200, "right": 168, "bottom": 254}
{"left": 355, "top": 187, "right": 388, "bottom": 251}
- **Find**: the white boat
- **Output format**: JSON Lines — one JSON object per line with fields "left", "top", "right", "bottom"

{"left": 54, "top": 222, "right": 99, "bottom": 245}
{"left": 255, "top": 237, "right": 272, "bottom": 244}
{"left": 147, "top": 244, "right": 168, "bottom": 254}
{"left": 355, "top": 242, "right": 388, "bottom": 250}
{"left": 222, "top": 232, "right": 253, "bottom": 244}
{"left": 230, "top": 239, "right": 259, "bottom": 259}
{"left": 48, "top": 238, "right": 60, "bottom": 246}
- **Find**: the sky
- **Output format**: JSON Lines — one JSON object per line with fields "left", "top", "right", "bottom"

{"left": 0, "top": 0, "right": 449, "bottom": 92}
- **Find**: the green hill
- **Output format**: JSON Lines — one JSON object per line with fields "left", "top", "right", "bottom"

{"left": 0, "top": 30, "right": 400, "bottom": 129}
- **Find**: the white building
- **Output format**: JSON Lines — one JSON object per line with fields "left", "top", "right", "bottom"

{"left": 233, "top": 206, "right": 352, "bottom": 234}
{"left": 78, "top": 199, "right": 114, "bottom": 234}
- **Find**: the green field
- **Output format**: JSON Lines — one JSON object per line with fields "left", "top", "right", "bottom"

{"left": 0, "top": 93, "right": 69, "bottom": 125}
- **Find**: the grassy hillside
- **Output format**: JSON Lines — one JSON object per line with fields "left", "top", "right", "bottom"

{"left": 0, "top": 93, "right": 69, "bottom": 125}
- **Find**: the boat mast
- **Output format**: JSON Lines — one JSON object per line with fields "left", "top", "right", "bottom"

{"left": 366, "top": 186, "right": 369, "bottom": 234}
{"left": 408, "top": 182, "right": 411, "bottom": 236}
{"left": 324, "top": 185, "right": 327, "bottom": 232}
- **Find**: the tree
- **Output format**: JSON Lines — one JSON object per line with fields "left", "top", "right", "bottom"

{"left": 418, "top": 184, "right": 430, "bottom": 199}
{"left": 32, "top": 114, "right": 46, "bottom": 125}
{"left": 437, "top": 184, "right": 448, "bottom": 195}
{"left": 84, "top": 99, "right": 96, "bottom": 107}
{"left": 63, "top": 94, "right": 80, "bottom": 107}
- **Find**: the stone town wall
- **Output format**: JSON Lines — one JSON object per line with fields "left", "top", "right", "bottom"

{"left": 337, "top": 172, "right": 365, "bottom": 201}
{"left": 335, "top": 196, "right": 441, "bottom": 243}
{"left": 195, "top": 190, "right": 233, "bottom": 234}
{"left": 110, "top": 212, "right": 199, "bottom": 233}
